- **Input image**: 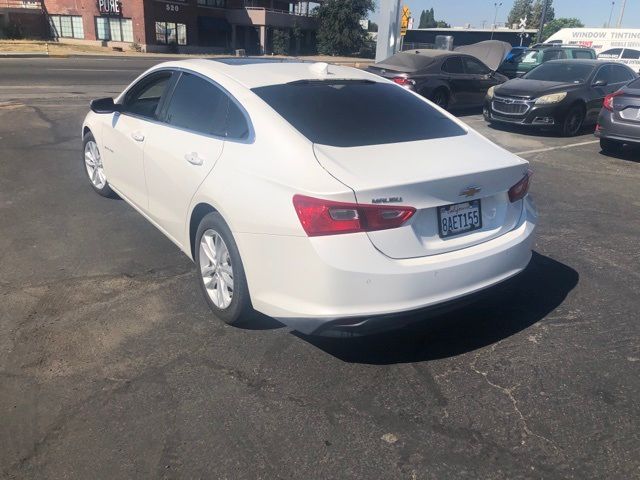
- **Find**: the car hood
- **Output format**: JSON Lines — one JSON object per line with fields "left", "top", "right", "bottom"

{"left": 495, "top": 78, "right": 583, "bottom": 98}
{"left": 454, "top": 40, "right": 512, "bottom": 71}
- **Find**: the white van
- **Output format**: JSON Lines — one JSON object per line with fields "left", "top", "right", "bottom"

{"left": 545, "top": 28, "right": 640, "bottom": 72}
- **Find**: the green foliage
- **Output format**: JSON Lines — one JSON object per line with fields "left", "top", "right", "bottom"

{"left": 541, "top": 17, "right": 583, "bottom": 41}
{"left": 315, "top": 0, "right": 374, "bottom": 56}
{"left": 368, "top": 21, "right": 378, "bottom": 33}
{"left": 530, "top": 0, "right": 555, "bottom": 29}
{"left": 272, "top": 28, "right": 290, "bottom": 55}
{"left": 418, "top": 7, "right": 449, "bottom": 29}
{"left": 507, "top": 0, "right": 532, "bottom": 28}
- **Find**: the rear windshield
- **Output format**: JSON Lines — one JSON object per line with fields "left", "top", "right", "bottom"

{"left": 524, "top": 62, "right": 594, "bottom": 83}
{"left": 252, "top": 80, "right": 466, "bottom": 147}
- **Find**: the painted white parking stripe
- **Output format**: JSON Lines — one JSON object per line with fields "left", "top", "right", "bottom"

{"left": 515, "top": 140, "right": 600, "bottom": 156}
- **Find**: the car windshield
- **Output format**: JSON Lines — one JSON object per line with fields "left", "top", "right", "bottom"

{"left": 523, "top": 62, "right": 594, "bottom": 83}
{"left": 252, "top": 80, "right": 466, "bottom": 147}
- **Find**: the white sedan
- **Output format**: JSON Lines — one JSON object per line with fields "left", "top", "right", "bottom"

{"left": 82, "top": 58, "right": 537, "bottom": 335}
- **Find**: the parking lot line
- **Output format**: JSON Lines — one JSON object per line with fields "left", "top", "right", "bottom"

{"left": 515, "top": 140, "right": 600, "bottom": 156}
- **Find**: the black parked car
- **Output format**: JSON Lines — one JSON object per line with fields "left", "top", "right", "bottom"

{"left": 484, "top": 60, "right": 638, "bottom": 136}
{"left": 367, "top": 41, "right": 511, "bottom": 110}
{"left": 595, "top": 77, "right": 640, "bottom": 153}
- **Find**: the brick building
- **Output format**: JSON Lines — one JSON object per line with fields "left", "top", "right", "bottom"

{"left": 0, "top": 0, "right": 319, "bottom": 54}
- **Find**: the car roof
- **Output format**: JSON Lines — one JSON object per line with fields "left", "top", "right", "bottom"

{"left": 147, "top": 58, "right": 378, "bottom": 89}
{"left": 544, "top": 59, "right": 615, "bottom": 66}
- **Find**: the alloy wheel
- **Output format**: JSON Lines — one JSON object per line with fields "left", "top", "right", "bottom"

{"left": 84, "top": 140, "right": 106, "bottom": 189}
{"left": 199, "top": 230, "right": 234, "bottom": 309}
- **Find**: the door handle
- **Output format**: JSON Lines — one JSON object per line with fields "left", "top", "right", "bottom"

{"left": 185, "top": 152, "right": 204, "bottom": 166}
{"left": 131, "top": 131, "right": 145, "bottom": 142}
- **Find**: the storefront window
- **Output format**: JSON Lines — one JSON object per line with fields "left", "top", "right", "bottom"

{"left": 155, "top": 22, "right": 187, "bottom": 45}
{"left": 49, "top": 15, "right": 84, "bottom": 39}
{"left": 197, "top": 0, "right": 225, "bottom": 7}
{"left": 96, "top": 17, "right": 134, "bottom": 42}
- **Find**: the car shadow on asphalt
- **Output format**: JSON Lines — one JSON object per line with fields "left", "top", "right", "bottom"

{"left": 598, "top": 145, "right": 640, "bottom": 162}
{"left": 293, "top": 252, "right": 579, "bottom": 365}
{"left": 486, "top": 121, "right": 595, "bottom": 138}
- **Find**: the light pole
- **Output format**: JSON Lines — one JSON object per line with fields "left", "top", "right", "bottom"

{"left": 616, "top": 0, "right": 627, "bottom": 28}
{"left": 490, "top": 2, "right": 502, "bottom": 40}
{"left": 607, "top": 1, "right": 615, "bottom": 28}
{"left": 536, "top": 0, "right": 549, "bottom": 43}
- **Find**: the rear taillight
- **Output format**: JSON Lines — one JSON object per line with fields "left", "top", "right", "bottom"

{"left": 292, "top": 195, "right": 415, "bottom": 237}
{"left": 603, "top": 90, "right": 623, "bottom": 111}
{"left": 392, "top": 76, "right": 416, "bottom": 87}
{"left": 508, "top": 170, "right": 533, "bottom": 203}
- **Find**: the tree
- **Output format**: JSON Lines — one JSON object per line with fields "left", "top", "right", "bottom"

{"left": 507, "top": 0, "right": 533, "bottom": 28}
{"left": 418, "top": 7, "right": 448, "bottom": 28}
{"left": 272, "top": 29, "right": 290, "bottom": 55}
{"left": 315, "top": 0, "right": 374, "bottom": 56}
{"left": 368, "top": 21, "right": 378, "bottom": 33}
{"left": 530, "top": 0, "right": 555, "bottom": 30}
{"left": 541, "top": 17, "right": 583, "bottom": 41}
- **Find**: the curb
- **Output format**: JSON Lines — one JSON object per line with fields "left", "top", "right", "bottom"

{"left": 0, "top": 52, "right": 49, "bottom": 58}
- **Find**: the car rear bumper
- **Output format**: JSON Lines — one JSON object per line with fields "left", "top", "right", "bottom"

{"left": 595, "top": 109, "right": 640, "bottom": 144}
{"left": 236, "top": 197, "right": 537, "bottom": 335}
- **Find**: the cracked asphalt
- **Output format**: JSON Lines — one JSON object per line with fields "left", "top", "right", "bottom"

{"left": 0, "top": 57, "right": 639, "bottom": 479}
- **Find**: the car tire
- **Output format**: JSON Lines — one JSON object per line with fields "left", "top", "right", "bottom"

{"left": 195, "top": 212, "right": 252, "bottom": 326}
{"left": 429, "top": 88, "right": 449, "bottom": 110}
{"left": 600, "top": 138, "right": 624, "bottom": 155}
{"left": 83, "top": 132, "right": 116, "bottom": 198}
{"left": 560, "top": 104, "right": 585, "bottom": 137}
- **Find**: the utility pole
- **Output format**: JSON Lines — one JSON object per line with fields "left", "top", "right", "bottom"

{"left": 536, "top": 0, "right": 549, "bottom": 43}
{"left": 490, "top": 2, "right": 502, "bottom": 40}
{"left": 616, "top": 0, "right": 627, "bottom": 28}
{"left": 375, "top": 0, "right": 402, "bottom": 62}
{"left": 608, "top": 1, "right": 615, "bottom": 28}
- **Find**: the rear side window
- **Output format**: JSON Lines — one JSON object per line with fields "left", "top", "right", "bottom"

{"left": 542, "top": 49, "right": 567, "bottom": 61}
{"left": 628, "top": 77, "right": 640, "bottom": 88}
{"left": 573, "top": 49, "right": 595, "bottom": 59}
{"left": 165, "top": 72, "right": 228, "bottom": 136}
{"left": 442, "top": 57, "right": 464, "bottom": 74}
{"left": 622, "top": 49, "right": 640, "bottom": 60}
{"left": 252, "top": 80, "right": 466, "bottom": 147}
{"left": 226, "top": 100, "right": 250, "bottom": 139}
{"left": 598, "top": 48, "right": 622, "bottom": 59}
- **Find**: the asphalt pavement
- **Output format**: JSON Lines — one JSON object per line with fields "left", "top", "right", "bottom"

{"left": 0, "top": 57, "right": 639, "bottom": 479}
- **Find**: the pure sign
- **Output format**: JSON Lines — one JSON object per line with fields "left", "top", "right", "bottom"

{"left": 98, "top": 0, "right": 121, "bottom": 16}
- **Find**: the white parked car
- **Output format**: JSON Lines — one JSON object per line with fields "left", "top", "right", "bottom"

{"left": 82, "top": 58, "right": 537, "bottom": 335}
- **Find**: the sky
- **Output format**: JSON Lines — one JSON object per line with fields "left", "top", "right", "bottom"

{"left": 370, "top": 0, "right": 640, "bottom": 29}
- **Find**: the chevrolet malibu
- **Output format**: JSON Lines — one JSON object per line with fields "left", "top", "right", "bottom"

{"left": 82, "top": 58, "right": 537, "bottom": 335}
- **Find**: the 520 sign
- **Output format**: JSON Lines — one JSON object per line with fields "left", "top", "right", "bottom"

{"left": 98, "top": 0, "right": 122, "bottom": 16}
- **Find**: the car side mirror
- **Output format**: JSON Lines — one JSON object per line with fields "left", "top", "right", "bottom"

{"left": 593, "top": 80, "right": 608, "bottom": 87}
{"left": 90, "top": 97, "right": 120, "bottom": 114}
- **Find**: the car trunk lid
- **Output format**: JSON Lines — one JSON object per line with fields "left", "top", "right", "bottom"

{"left": 313, "top": 133, "right": 529, "bottom": 259}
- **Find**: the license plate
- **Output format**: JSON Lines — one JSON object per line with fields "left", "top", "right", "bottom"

{"left": 437, "top": 200, "right": 482, "bottom": 238}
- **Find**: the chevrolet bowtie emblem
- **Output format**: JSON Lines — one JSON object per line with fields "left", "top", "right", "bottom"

{"left": 460, "top": 186, "right": 482, "bottom": 197}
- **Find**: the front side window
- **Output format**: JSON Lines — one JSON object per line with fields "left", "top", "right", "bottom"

{"left": 609, "top": 65, "right": 634, "bottom": 84}
{"left": 49, "top": 15, "right": 84, "bottom": 39}
{"left": 124, "top": 73, "right": 172, "bottom": 119}
{"left": 164, "top": 73, "right": 228, "bottom": 136}
{"left": 155, "top": 22, "right": 187, "bottom": 45}
{"left": 252, "top": 80, "right": 466, "bottom": 147}
{"left": 441, "top": 57, "right": 464, "bottom": 74}
{"left": 463, "top": 57, "right": 490, "bottom": 75}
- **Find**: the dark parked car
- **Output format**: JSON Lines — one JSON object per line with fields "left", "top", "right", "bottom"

{"left": 484, "top": 60, "right": 638, "bottom": 136}
{"left": 498, "top": 45, "right": 596, "bottom": 79}
{"left": 595, "top": 77, "right": 640, "bottom": 153}
{"left": 367, "top": 41, "right": 510, "bottom": 110}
